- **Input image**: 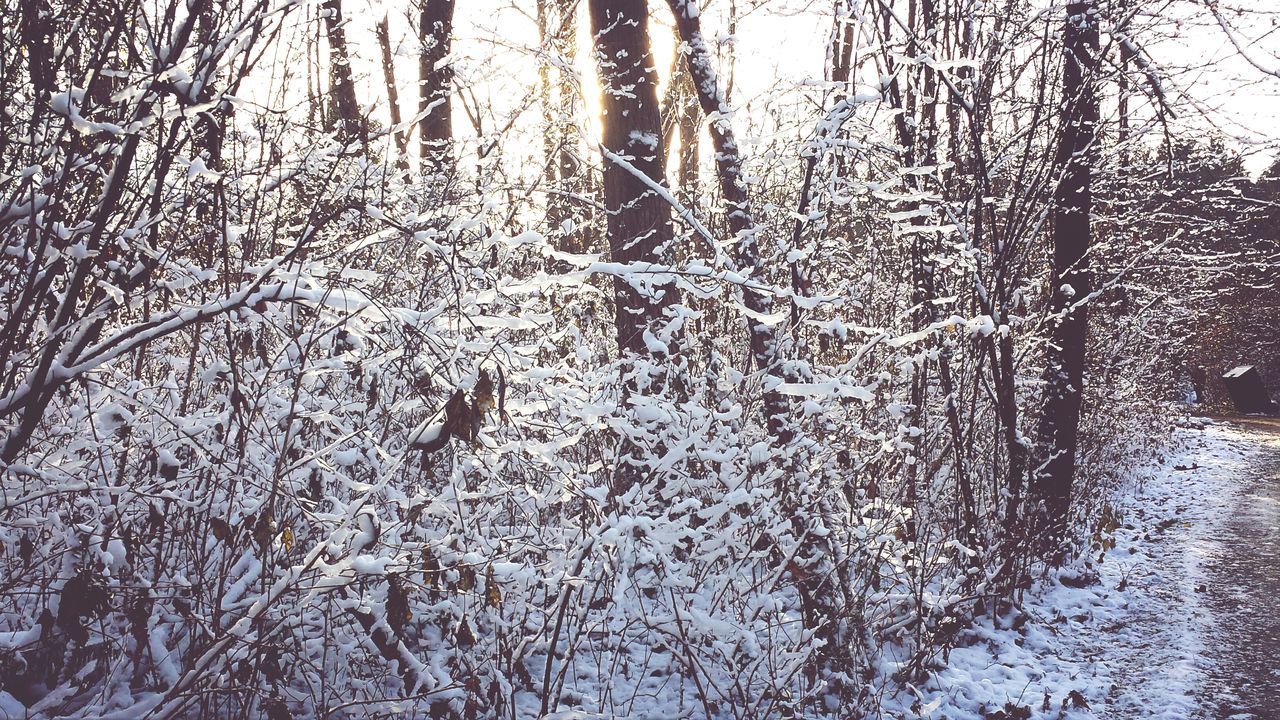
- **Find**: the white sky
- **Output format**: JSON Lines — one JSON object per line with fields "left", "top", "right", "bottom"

{"left": 244, "top": 0, "right": 1280, "bottom": 176}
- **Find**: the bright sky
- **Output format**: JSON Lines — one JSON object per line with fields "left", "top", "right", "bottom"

{"left": 245, "top": 0, "right": 1279, "bottom": 176}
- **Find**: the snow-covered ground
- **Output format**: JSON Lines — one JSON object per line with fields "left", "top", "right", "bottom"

{"left": 888, "top": 420, "right": 1280, "bottom": 720}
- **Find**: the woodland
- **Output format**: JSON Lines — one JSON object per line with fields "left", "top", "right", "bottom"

{"left": 0, "top": 0, "right": 1278, "bottom": 717}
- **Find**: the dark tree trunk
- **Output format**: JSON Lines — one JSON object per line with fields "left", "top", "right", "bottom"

{"left": 589, "top": 0, "right": 683, "bottom": 498}
{"left": 418, "top": 0, "right": 455, "bottom": 165}
{"left": 1033, "top": 0, "right": 1099, "bottom": 541}
{"left": 665, "top": 0, "right": 788, "bottom": 444}
{"left": 376, "top": 13, "right": 410, "bottom": 164}
{"left": 588, "top": 0, "right": 680, "bottom": 359}
{"left": 321, "top": 0, "right": 366, "bottom": 144}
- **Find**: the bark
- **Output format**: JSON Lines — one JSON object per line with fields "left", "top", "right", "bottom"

{"left": 830, "top": 1, "right": 855, "bottom": 91}
{"left": 665, "top": 0, "right": 788, "bottom": 443}
{"left": 1, "top": 0, "right": 213, "bottom": 461}
{"left": 1117, "top": 13, "right": 1133, "bottom": 173}
{"left": 588, "top": 0, "right": 680, "bottom": 359}
{"left": 785, "top": 0, "right": 854, "bottom": 337}
{"left": 1032, "top": 0, "right": 1099, "bottom": 542}
{"left": 554, "top": 0, "right": 580, "bottom": 195}
{"left": 320, "top": 0, "right": 366, "bottom": 144}
{"left": 589, "top": 0, "right": 683, "bottom": 498}
{"left": 375, "top": 14, "right": 410, "bottom": 164}
{"left": 193, "top": 5, "right": 225, "bottom": 170}
{"left": 418, "top": 0, "right": 455, "bottom": 165}
{"left": 538, "top": 0, "right": 556, "bottom": 186}
{"left": 664, "top": 0, "right": 867, "bottom": 699}
{"left": 659, "top": 34, "right": 696, "bottom": 203}
{"left": 668, "top": 68, "right": 701, "bottom": 212}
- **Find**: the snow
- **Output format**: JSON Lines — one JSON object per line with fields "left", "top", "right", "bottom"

{"left": 884, "top": 421, "right": 1276, "bottom": 720}
{"left": 0, "top": 692, "right": 26, "bottom": 719}
{"left": 333, "top": 448, "right": 361, "bottom": 466}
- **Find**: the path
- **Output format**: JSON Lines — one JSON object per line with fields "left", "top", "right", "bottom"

{"left": 894, "top": 417, "right": 1280, "bottom": 720}
{"left": 1196, "top": 417, "right": 1280, "bottom": 719}
{"left": 1079, "top": 417, "right": 1280, "bottom": 720}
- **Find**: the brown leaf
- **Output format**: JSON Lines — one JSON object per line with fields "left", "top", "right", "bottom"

{"left": 210, "top": 517, "right": 233, "bottom": 543}
{"left": 386, "top": 573, "right": 411, "bottom": 637}
{"left": 444, "top": 389, "right": 476, "bottom": 443}
{"left": 253, "top": 513, "right": 275, "bottom": 547}
{"left": 264, "top": 698, "right": 292, "bottom": 720}
{"left": 456, "top": 616, "right": 475, "bottom": 647}
{"left": 495, "top": 365, "right": 507, "bottom": 423}
{"left": 424, "top": 548, "right": 442, "bottom": 588}
{"left": 1064, "top": 690, "right": 1090, "bottom": 710}
{"left": 456, "top": 565, "right": 475, "bottom": 592}
{"left": 405, "top": 503, "right": 425, "bottom": 525}
{"left": 485, "top": 565, "right": 501, "bottom": 607}
{"left": 474, "top": 369, "right": 495, "bottom": 416}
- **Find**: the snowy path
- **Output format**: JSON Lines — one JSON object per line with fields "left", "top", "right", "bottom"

{"left": 1084, "top": 418, "right": 1280, "bottom": 720}
{"left": 898, "top": 419, "right": 1280, "bottom": 720}
{"left": 1194, "top": 418, "right": 1280, "bottom": 718}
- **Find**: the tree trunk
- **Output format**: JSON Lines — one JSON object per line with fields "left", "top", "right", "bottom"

{"left": 320, "top": 0, "right": 366, "bottom": 145}
{"left": 589, "top": 0, "right": 683, "bottom": 497}
{"left": 664, "top": 0, "right": 868, "bottom": 701}
{"left": 668, "top": 68, "right": 701, "bottom": 213}
{"left": 18, "top": 0, "right": 55, "bottom": 106}
{"left": 375, "top": 13, "right": 410, "bottom": 165}
{"left": 659, "top": 32, "right": 697, "bottom": 208}
{"left": 1032, "top": 0, "right": 1099, "bottom": 542}
{"left": 665, "top": 0, "right": 788, "bottom": 443}
{"left": 418, "top": 0, "right": 455, "bottom": 166}
{"left": 588, "top": 0, "right": 680, "bottom": 359}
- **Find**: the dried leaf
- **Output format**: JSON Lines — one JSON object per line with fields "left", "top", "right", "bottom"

{"left": 264, "top": 697, "right": 292, "bottom": 720}
{"left": 456, "top": 565, "right": 475, "bottom": 592}
{"left": 386, "top": 573, "right": 411, "bottom": 636}
{"left": 495, "top": 364, "right": 507, "bottom": 423}
{"left": 456, "top": 616, "right": 475, "bottom": 647}
{"left": 253, "top": 513, "right": 274, "bottom": 547}
{"left": 148, "top": 503, "right": 164, "bottom": 531}
{"left": 1064, "top": 690, "right": 1090, "bottom": 710}
{"left": 281, "top": 527, "right": 294, "bottom": 552}
{"left": 474, "top": 369, "right": 495, "bottom": 416}
{"left": 58, "top": 572, "right": 108, "bottom": 644}
{"left": 444, "top": 389, "right": 476, "bottom": 443}
{"left": 485, "top": 565, "right": 501, "bottom": 607}
{"left": 210, "top": 517, "right": 233, "bottom": 543}
{"left": 406, "top": 503, "right": 425, "bottom": 525}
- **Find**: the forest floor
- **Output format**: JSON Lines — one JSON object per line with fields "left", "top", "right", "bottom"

{"left": 890, "top": 416, "right": 1280, "bottom": 720}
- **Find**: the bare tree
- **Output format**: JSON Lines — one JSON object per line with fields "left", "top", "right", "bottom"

{"left": 1032, "top": 0, "right": 1100, "bottom": 542}
{"left": 320, "top": 0, "right": 367, "bottom": 144}
{"left": 661, "top": 59, "right": 700, "bottom": 213}
{"left": 376, "top": 12, "right": 411, "bottom": 163}
{"left": 665, "top": 0, "right": 788, "bottom": 443}
{"left": 588, "top": 0, "right": 683, "bottom": 495}
{"left": 539, "top": 0, "right": 585, "bottom": 250}
{"left": 588, "top": 0, "right": 680, "bottom": 357}
{"left": 418, "top": 0, "right": 456, "bottom": 164}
